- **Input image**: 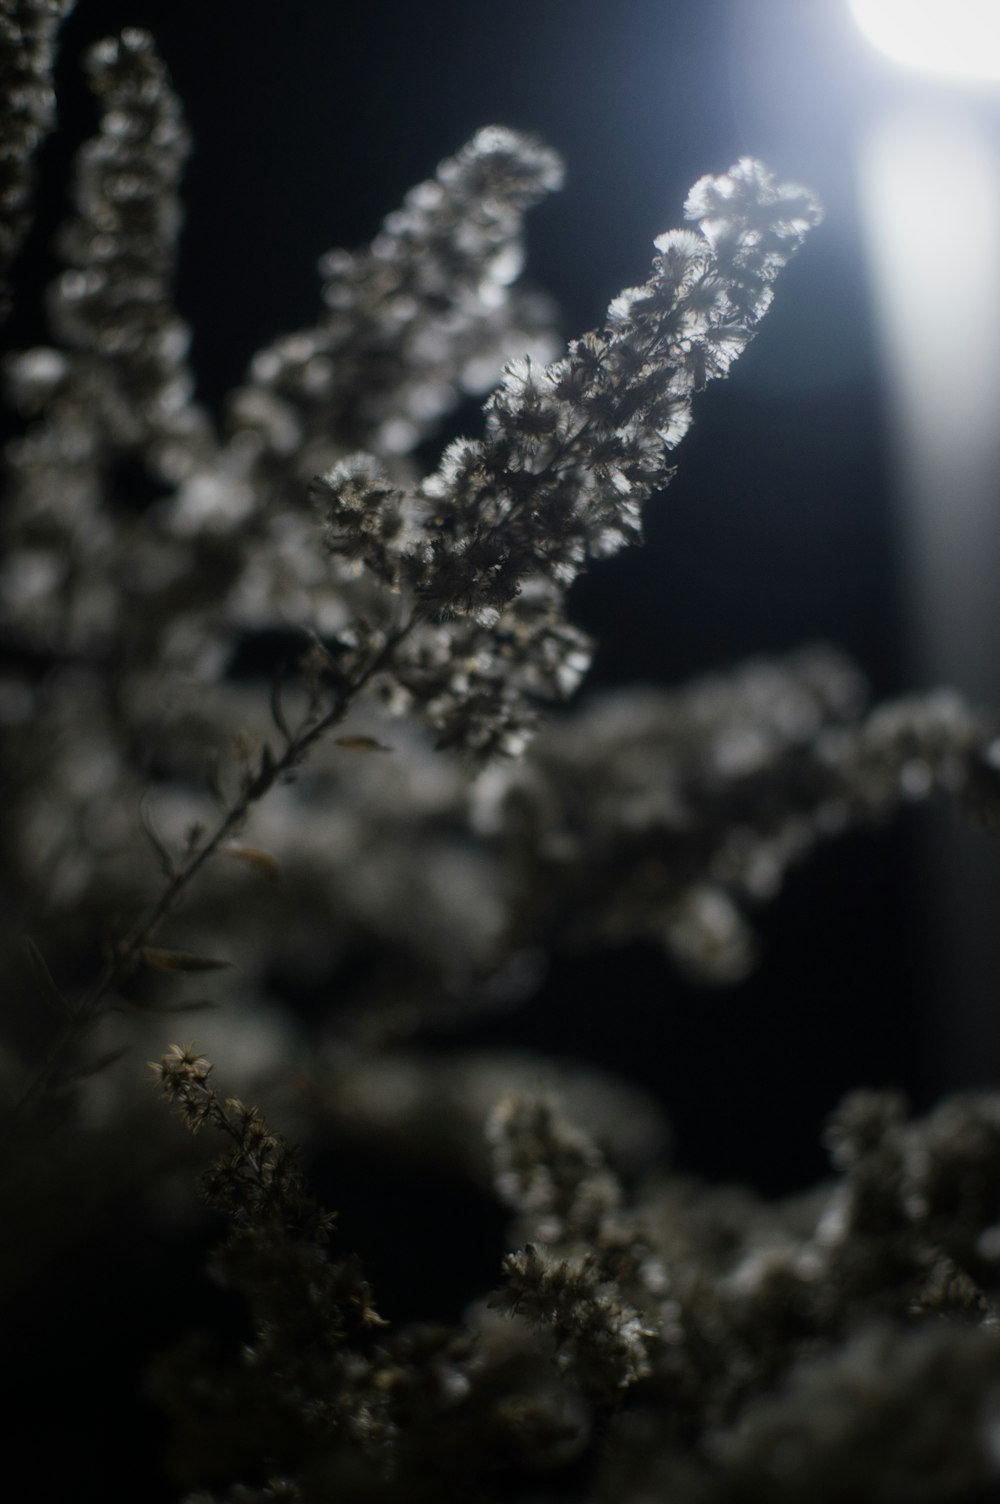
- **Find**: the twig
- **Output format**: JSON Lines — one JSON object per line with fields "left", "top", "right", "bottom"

{"left": 11, "top": 619, "right": 414, "bottom": 1114}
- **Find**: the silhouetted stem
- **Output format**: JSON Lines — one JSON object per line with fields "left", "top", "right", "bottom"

{"left": 11, "top": 619, "right": 414, "bottom": 1113}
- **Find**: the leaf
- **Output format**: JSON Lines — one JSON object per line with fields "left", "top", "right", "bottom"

{"left": 138, "top": 791, "right": 176, "bottom": 878}
{"left": 184, "top": 821, "right": 205, "bottom": 857}
{"left": 21, "top": 935, "right": 68, "bottom": 1016}
{"left": 223, "top": 844, "right": 282, "bottom": 883}
{"left": 270, "top": 669, "right": 293, "bottom": 743}
{"left": 122, "top": 995, "right": 222, "bottom": 1016}
{"left": 205, "top": 749, "right": 224, "bottom": 803}
{"left": 334, "top": 736, "right": 393, "bottom": 753}
{"left": 301, "top": 633, "right": 338, "bottom": 675}
{"left": 244, "top": 742, "right": 277, "bottom": 797}
{"left": 63, "top": 1047, "right": 130, "bottom": 1084}
{"left": 140, "top": 948, "right": 235, "bottom": 974}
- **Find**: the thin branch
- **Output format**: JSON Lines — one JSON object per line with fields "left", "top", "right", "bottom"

{"left": 10, "top": 618, "right": 415, "bottom": 1114}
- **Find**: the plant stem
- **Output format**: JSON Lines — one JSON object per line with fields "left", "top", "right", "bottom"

{"left": 11, "top": 619, "right": 414, "bottom": 1114}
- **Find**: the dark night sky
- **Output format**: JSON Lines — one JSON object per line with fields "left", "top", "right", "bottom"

{"left": 18, "top": 0, "right": 1000, "bottom": 1191}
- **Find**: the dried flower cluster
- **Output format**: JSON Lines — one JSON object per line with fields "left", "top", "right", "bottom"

{"left": 149, "top": 1051, "right": 1000, "bottom": 1501}
{"left": 309, "top": 156, "right": 820, "bottom": 756}
{"left": 5, "top": 10, "right": 1000, "bottom": 1504}
{"left": 0, "top": 0, "right": 75, "bottom": 320}
{"left": 485, "top": 649, "right": 995, "bottom": 982}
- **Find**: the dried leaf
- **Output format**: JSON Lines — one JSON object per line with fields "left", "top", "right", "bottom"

{"left": 205, "top": 749, "right": 224, "bottom": 803}
{"left": 184, "top": 821, "right": 205, "bottom": 856}
{"left": 64, "top": 1046, "right": 130, "bottom": 1083}
{"left": 138, "top": 791, "right": 176, "bottom": 878}
{"left": 270, "top": 671, "right": 293, "bottom": 743}
{"left": 22, "top": 935, "right": 68, "bottom": 1016}
{"left": 123, "top": 995, "right": 222, "bottom": 1015}
{"left": 301, "top": 634, "right": 337, "bottom": 674}
{"left": 223, "top": 844, "right": 282, "bottom": 883}
{"left": 334, "top": 736, "right": 393, "bottom": 753}
{"left": 140, "top": 948, "right": 235, "bottom": 974}
{"left": 243, "top": 741, "right": 278, "bottom": 799}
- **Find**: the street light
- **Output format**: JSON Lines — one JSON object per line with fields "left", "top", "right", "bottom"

{"left": 849, "top": 0, "right": 1000, "bottom": 83}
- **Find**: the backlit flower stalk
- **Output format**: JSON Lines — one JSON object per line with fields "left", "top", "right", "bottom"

{"left": 313, "top": 160, "right": 822, "bottom": 755}
{"left": 0, "top": 0, "right": 76, "bottom": 321}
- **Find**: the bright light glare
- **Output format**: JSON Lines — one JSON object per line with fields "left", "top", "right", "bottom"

{"left": 850, "top": 0, "right": 1000, "bottom": 81}
{"left": 860, "top": 110, "right": 1000, "bottom": 441}
{"left": 859, "top": 107, "right": 1000, "bottom": 695}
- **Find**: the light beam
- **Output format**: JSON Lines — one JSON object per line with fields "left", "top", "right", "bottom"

{"left": 850, "top": 0, "right": 1000, "bottom": 83}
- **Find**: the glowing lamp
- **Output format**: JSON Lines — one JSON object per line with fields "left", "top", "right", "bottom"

{"left": 849, "top": 0, "right": 1000, "bottom": 82}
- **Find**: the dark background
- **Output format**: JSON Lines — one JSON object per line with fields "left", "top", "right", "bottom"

{"left": 10, "top": 6, "right": 1000, "bottom": 1492}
